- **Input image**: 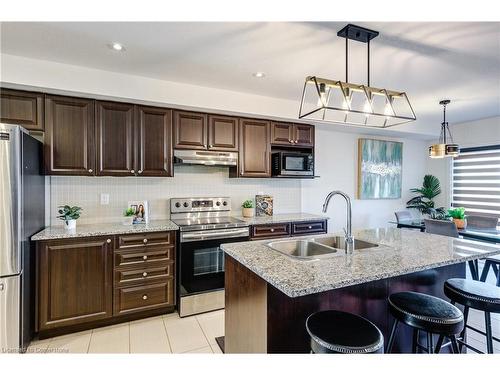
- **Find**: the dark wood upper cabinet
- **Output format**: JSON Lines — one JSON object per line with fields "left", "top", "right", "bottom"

{"left": 294, "top": 124, "right": 314, "bottom": 147}
{"left": 96, "top": 101, "right": 135, "bottom": 176}
{"left": 271, "top": 122, "right": 294, "bottom": 145}
{"left": 44, "top": 95, "right": 95, "bottom": 175}
{"left": 271, "top": 122, "right": 314, "bottom": 147}
{"left": 173, "top": 111, "right": 207, "bottom": 150}
{"left": 239, "top": 119, "right": 271, "bottom": 177}
{"left": 136, "top": 106, "right": 173, "bottom": 177}
{"left": 208, "top": 115, "right": 239, "bottom": 151}
{"left": 0, "top": 89, "right": 44, "bottom": 131}
{"left": 37, "top": 237, "right": 113, "bottom": 331}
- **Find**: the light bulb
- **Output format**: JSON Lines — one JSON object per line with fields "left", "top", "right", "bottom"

{"left": 363, "top": 99, "right": 372, "bottom": 117}
{"left": 317, "top": 83, "right": 329, "bottom": 107}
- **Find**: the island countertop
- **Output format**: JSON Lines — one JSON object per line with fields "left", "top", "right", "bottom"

{"left": 232, "top": 213, "right": 329, "bottom": 225}
{"left": 221, "top": 227, "right": 500, "bottom": 298}
{"left": 31, "top": 219, "right": 179, "bottom": 241}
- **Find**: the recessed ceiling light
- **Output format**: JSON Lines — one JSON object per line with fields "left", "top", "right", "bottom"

{"left": 111, "top": 42, "right": 124, "bottom": 51}
{"left": 252, "top": 72, "right": 265, "bottom": 78}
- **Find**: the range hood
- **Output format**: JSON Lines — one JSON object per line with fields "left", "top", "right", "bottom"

{"left": 174, "top": 149, "right": 238, "bottom": 166}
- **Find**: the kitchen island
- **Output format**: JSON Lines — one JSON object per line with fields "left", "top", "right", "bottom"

{"left": 221, "top": 228, "right": 500, "bottom": 353}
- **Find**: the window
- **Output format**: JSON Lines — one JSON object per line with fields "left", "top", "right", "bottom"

{"left": 452, "top": 145, "right": 500, "bottom": 229}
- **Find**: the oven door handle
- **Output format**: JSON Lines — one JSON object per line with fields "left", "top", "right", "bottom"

{"left": 181, "top": 228, "right": 249, "bottom": 242}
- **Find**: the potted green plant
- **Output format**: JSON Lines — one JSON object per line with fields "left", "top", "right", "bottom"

{"left": 448, "top": 207, "right": 466, "bottom": 229}
{"left": 123, "top": 207, "right": 135, "bottom": 225}
{"left": 406, "top": 175, "right": 447, "bottom": 219}
{"left": 57, "top": 205, "right": 82, "bottom": 230}
{"left": 242, "top": 199, "right": 254, "bottom": 218}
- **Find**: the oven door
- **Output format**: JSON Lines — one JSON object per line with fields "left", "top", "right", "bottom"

{"left": 281, "top": 153, "right": 313, "bottom": 176}
{"left": 179, "top": 228, "right": 249, "bottom": 297}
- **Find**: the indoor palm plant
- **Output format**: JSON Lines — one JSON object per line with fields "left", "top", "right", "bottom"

{"left": 448, "top": 207, "right": 466, "bottom": 229}
{"left": 406, "top": 175, "right": 447, "bottom": 219}
{"left": 242, "top": 199, "right": 254, "bottom": 218}
{"left": 57, "top": 205, "right": 83, "bottom": 230}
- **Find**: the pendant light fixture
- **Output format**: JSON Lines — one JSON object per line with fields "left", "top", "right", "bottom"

{"left": 429, "top": 100, "right": 460, "bottom": 158}
{"left": 298, "top": 24, "right": 416, "bottom": 128}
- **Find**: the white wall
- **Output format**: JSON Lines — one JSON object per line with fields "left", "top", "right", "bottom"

{"left": 301, "top": 127, "right": 429, "bottom": 232}
{"left": 426, "top": 116, "right": 500, "bottom": 208}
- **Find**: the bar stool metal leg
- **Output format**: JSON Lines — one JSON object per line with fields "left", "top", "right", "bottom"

{"left": 427, "top": 333, "right": 434, "bottom": 354}
{"left": 485, "top": 312, "right": 494, "bottom": 354}
{"left": 449, "top": 336, "right": 460, "bottom": 354}
{"left": 386, "top": 319, "right": 399, "bottom": 353}
{"left": 459, "top": 305, "right": 469, "bottom": 352}
{"left": 412, "top": 329, "right": 419, "bottom": 353}
{"left": 434, "top": 335, "right": 445, "bottom": 354}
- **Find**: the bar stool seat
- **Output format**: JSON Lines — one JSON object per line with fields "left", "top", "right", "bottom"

{"left": 386, "top": 291, "right": 464, "bottom": 353}
{"left": 306, "top": 310, "right": 384, "bottom": 354}
{"left": 444, "top": 278, "right": 500, "bottom": 313}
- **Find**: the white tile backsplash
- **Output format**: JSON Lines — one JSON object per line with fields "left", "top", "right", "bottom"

{"left": 48, "top": 165, "right": 301, "bottom": 225}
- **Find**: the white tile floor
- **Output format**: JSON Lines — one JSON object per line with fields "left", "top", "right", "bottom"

{"left": 27, "top": 309, "right": 224, "bottom": 354}
{"left": 26, "top": 261, "right": 499, "bottom": 354}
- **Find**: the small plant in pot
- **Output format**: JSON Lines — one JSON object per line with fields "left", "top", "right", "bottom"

{"left": 242, "top": 200, "right": 254, "bottom": 218}
{"left": 123, "top": 207, "right": 135, "bottom": 225}
{"left": 57, "top": 205, "right": 82, "bottom": 230}
{"left": 448, "top": 207, "right": 466, "bottom": 229}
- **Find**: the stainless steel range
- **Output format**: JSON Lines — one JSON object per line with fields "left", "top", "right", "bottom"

{"left": 170, "top": 197, "right": 249, "bottom": 317}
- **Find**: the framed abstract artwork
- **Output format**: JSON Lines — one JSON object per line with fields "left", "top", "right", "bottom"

{"left": 357, "top": 138, "right": 403, "bottom": 199}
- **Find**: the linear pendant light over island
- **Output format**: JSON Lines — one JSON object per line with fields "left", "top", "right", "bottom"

{"left": 298, "top": 24, "right": 416, "bottom": 128}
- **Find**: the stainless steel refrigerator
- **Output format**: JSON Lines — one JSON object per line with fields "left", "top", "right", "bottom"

{"left": 0, "top": 124, "right": 45, "bottom": 353}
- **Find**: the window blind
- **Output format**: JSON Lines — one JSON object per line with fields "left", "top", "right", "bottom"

{"left": 452, "top": 145, "right": 500, "bottom": 228}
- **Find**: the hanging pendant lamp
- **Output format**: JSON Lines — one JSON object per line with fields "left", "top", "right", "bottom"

{"left": 429, "top": 100, "right": 459, "bottom": 158}
{"left": 298, "top": 24, "right": 416, "bottom": 128}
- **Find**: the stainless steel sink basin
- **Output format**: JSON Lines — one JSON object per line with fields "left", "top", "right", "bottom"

{"left": 266, "top": 240, "right": 339, "bottom": 260}
{"left": 312, "top": 236, "right": 379, "bottom": 251}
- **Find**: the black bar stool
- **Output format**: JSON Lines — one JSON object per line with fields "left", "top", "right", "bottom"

{"left": 386, "top": 291, "right": 464, "bottom": 353}
{"left": 444, "top": 278, "right": 500, "bottom": 353}
{"left": 305, "top": 310, "right": 384, "bottom": 354}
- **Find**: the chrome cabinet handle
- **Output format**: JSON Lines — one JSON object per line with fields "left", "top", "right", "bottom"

{"left": 106, "top": 238, "right": 111, "bottom": 243}
{"left": 270, "top": 228, "right": 275, "bottom": 232}
{"left": 142, "top": 295, "right": 148, "bottom": 300}
{"left": 88, "top": 169, "right": 93, "bottom": 173}
{"left": 142, "top": 255, "right": 148, "bottom": 260}
{"left": 308, "top": 226, "right": 312, "bottom": 229}
{"left": 0, "top": 283, "right": 4, "bottom": 291}
{"left": 142, "top": 272, "right": 148, "bottom": 277}
{"left": 294, "top": 140, "right": 299, "bottom": 144}
{"left": 131, "top": 169, "right": 135, "bottom": 174}
{"left": 138, "top": 170, "right": 143, "bottom": 174}
{"left": 143, "top": 238, "right": 148, "bottom": 244}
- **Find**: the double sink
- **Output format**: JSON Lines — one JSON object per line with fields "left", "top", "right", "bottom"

{"left": 266, "top": 235, "right": 379, "bottom": 261}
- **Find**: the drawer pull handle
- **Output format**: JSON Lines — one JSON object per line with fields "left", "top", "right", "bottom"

{"left": 106, "top": 238, "right": 111, "bottom": 243}
{"left": 88, "top": 169, "right": 93, "bottom": 173}
{"left": 142, "top": 272, "right": 148, "bottom": 277}
{"left": 143, "top": 238, "right": 148, "bottom": 244}
{"left": 142, "top": 295, "right": 148, "bottom": 300}
{"left": 308, "top": 226, "right": 312, "bottom": 229}
{"left": 270, "top": 228, "right": 275, "bottom": 232}
{"left": 143, "top": 255, "right": 148, "bottom": 260}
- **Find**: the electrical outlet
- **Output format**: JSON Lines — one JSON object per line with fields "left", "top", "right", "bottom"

{"left": 100, "top": 193, "right": 110, "bottom": 205}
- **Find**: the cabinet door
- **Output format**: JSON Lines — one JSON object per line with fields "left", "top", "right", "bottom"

{"left": 44, "top": 95, "right": 95, "bottom": 175}
{"left": 173, "top": 111, "right": 207, "bottom": 150}
{"left": 0, "top": 89, "right": 44, "bottom": 131}
{"left": 136, "top": 106, "right": 173, "bottom": 177}
{"left": 239, "top": 119, "right": 271, "bottom": 177}
{"left": 96, "top": 101, "right": 135, "bottom": 176}
{"left": 208, "top": 115, "right": 238, "bottom": 151}
{"left": 294, "top": 124, "right": 314, "bottom": 147}
{"left": 38, "top": 237, "right": 113, "bottom": 331}
{"left": 271, "top": 122, "right": 294, "bottom": 145}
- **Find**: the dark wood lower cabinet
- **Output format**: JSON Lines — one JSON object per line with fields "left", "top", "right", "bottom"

{"left": 36, "top": 231, "right": 176, "bottom": 337}
{"left": 37, "top": 237, "right": 113, "bottom": 331}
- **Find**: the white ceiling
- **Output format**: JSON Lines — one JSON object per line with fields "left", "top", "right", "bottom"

{"left": 1, "top": 22, "right": 499, "bottom": 136}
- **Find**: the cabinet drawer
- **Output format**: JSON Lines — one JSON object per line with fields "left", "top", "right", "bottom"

{"left": 115, "top": 246, "right": 174, "bottom": 267}
{"left": 114, "top": 281, "right": 174, "bottom": 315}
{"left": 292, "top": 220, "right": 327, "bottom": 235}
{"left": 117, "top": 231, "right": 174, "bottom": 249}
{"left": 114, "top": 262, "right": 174, "bottom": 287}
{"left": 251, "top": 223, "right": 290, "bottom": 239}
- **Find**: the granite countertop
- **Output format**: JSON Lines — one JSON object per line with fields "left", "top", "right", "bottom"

{"left": 221, "top": 227, "right": 500, "bottom": 298}
{"left": 233, "top": 213, "right": 329, "bottom": 225}
{"left": 31, "top": 220, "right": 179, "bottom": 241}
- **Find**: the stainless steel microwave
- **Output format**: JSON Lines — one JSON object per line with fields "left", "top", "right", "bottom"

{"left": 272, "top": 151, "right": 314, "bottom": 177}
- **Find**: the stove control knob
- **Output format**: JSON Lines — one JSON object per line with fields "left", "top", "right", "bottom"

{"left": 216, "top": 201, "right": 221, "bottom": 206}
{"left": 183, "top": 202, "right": 189, "bottom": 208}
{"left": 222, "top": 201, "right": 228, "bottom": 206}
{"left": 175, "top": 202, "right": 181, "bottom": 208}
